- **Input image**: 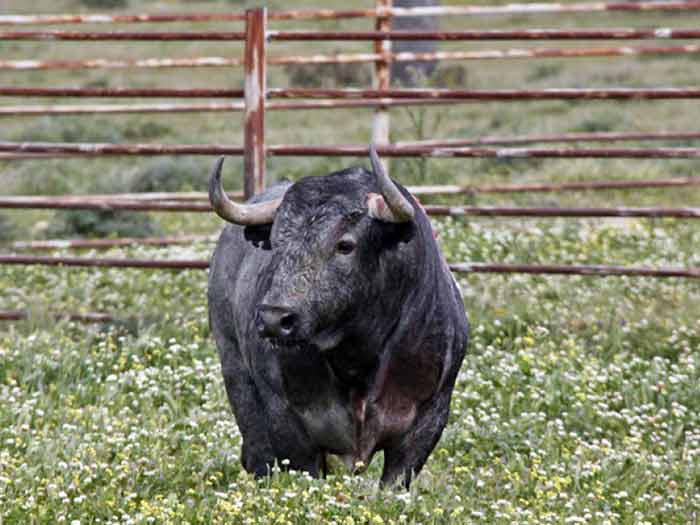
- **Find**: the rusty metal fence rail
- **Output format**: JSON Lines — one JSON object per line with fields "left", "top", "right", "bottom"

{"left": 2, "top": 1, "right": 700, "bottom": 293}
{"left": 2, "top": 2, "right": 700, "bottom": 25}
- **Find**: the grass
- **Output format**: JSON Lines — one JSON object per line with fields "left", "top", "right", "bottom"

{"left": 1, "top": 0, "right": 700, "bottom": 523}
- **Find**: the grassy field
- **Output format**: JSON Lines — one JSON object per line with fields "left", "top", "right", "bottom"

{"left": 2, "top": 0, "right": 700, "bottom": 523}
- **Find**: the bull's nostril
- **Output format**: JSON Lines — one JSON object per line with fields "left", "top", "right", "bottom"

{"left": 257, "top": 304, "right": 298, "bottom": 339}
{"left": 279, "top": 313, "right": 296, "bottom": 333}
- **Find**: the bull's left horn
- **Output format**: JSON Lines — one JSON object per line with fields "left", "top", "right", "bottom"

{"left": 208, "top": 157, "right": 281, "bottom": 225}
{"left": 368, "top": 144, "right": 415, "bottom": 223}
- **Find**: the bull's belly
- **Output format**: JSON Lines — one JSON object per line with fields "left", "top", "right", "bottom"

{"left": 294, "top": 395, "right": 417, "bottom": 464}
{"left": 297, "top": 402, "right": 355, "bottom": 454}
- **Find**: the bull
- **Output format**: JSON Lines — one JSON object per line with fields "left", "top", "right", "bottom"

{"left": 207, "top": 145, "right": 468, "bottom": 487}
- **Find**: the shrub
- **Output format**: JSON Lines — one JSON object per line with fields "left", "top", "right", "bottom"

{"left": 129, "top": 157, "right": 208, "bottom": 193}
{"left": 78, "top": 0, "right": 128, "bottom": 8}
{"left": 284, "top": 59, "right": 371, "bottom": 88}
{"left": 45, "top": 209, "right": 158, "bottom": 239}
{"left": 16, "top": 117, "right": 125, "bottom": 144}
{"left": 0, "top": 214, "right": 17, "bottom": 242}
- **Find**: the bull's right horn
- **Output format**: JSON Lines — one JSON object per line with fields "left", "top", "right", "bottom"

{"left": 368, "top": 144, "right": 415, "bottom": 223}
{"left": 208, "top": 157, "right": 281, "bottom": 225}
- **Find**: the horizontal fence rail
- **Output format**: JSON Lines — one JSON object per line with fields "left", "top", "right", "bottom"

{"left": 3, "top": 2, "right": 700, "bottom": 25}
{"left": 2, "top": 2, "right": 700, "bottom": 25}
{"left": 5, "top": 45, "right": 700, "bottom": 71}
{"left": 448, "top": 263, "right": 700, "bottom": 278}
{"left": 8, "top": 234, "right": 217, "bottom": 251}
{"left": 0, "top": 31, "right": 245, "bottom": 41}
{"left": 423, "top": 205, "right": 700, "bottom": 218}
{"left": 0, "top": 87, "right": 244, "bottom": 98}
{"left": 266, "top": 28, "right": 700, "bottom": 41}
{"left": 5, "top": 142, "right": 700, "bottom": 159}
{"left": 396, "top": 131, "right": 700, "bottom": 148}
{"left": 4, "top": 174, "right": 700, "bottom": 216}
{"left": 3, "top": 196, "right": 700, "bottom": 218}
{"left": 4, "top": 142, "right": 700, "bottom": 159}
{"left": 0, "top": 100, "right": 469, "bottom": 116}
{"left": 266, "top": 87, "right": 700, "bottom": 100}
{"left": 1, "top": 255, "right": 698, "bottom": 279}
{"left": 4, "top": 28, "right": 700, "bottom": 42}
{"left": 3, "top": 87, "right": 700, "bottom": 100}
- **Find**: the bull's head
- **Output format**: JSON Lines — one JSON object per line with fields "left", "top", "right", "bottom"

{"left": 209, "top": 145, "right": 416, "bottom": 351}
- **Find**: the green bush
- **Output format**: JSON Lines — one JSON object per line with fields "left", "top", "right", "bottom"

{"left": 129, "top": 157, "right": 208, "bottom": 193}
{"left": 16, "top": 117, "right": 125, "bottom": 144}
{"left": 0, "top": 214, "right": 17, "bottom": 242}
{"left": 284, "top": 60, "right": 371, "bottom": 88}
{"left": 45, "top": 209, "right": 158, "bottom": 239}
{"left": 78, "top": 0, "right": 128, "bottom": 8}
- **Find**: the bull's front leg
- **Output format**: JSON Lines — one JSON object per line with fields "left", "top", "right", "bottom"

{"left": 220, "top": 344, "right": 324, "bottom": 477}
{"left": 218, "top": 343, "right": 277, "bottom": 476}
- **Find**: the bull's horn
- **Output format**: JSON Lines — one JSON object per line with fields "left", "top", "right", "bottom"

{"left": 208, "top": 157, "right": 282, "bottom": 225}
{"left": 368, "top": 144, "right": 415, "bottom": 223}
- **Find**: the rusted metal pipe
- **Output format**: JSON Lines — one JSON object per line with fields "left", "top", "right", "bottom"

{"left": 266, "top": 87, "right": 700, "bottom": 100}
{"left": 10, "top": 234, "right": 216, "bottom": 251}
{"left": 1, "top": 255, "right": 698, "bottom": 279}
{"left": 2, "top": 3, "right": 700, "bottom": 25}
{"left": 0, "top": 87, "right": 244, "bottom": 98}
{"left": 3, "top": 28, "right": 700, "bottom": 42}
{"left": 3, "top": 178, "right": 697, "bottom": 214}
{"left": 0, "top": 99, "right": 468, "bottom": 116}
{"left": 3, "top": 196, "right": 700, "bottom": 218}
{"left": 0, "top": 197, "right": 212, "bottom": 211}
{"left": 407, "top": 178, "right": 700, "bottom": 194}
{"left": 5, "top": 142, "right": 700, "bottom": 158}
{"left": 5, "top": 45, "right": 700, "bottom": 72}
{"left": 244, "top": 8, "right": 267, "bottom": 199}
{"left": 396, "top": 131, "right": 700, "bottom": 148}
{"left": 0, "top": 255, "right": 209, "bottom": 270}
{"left": 4, "top": 86, "right": 699, "bottom": 102}
{"left": 0, "top": 30, "right": 245, "bottom": 41}
{"left": 449, "top": 263, "right": 700, "bottom": 278}
{"left": 423, "top": 205, "right": 700, "bottom": 218}
{"left": 267, "top": 144, "right": 700, "bottom": 158}
{"left": 267, "top": 28, "right": 700, "bottom": 41}
{"left": 0, "top": 142, "right": 244, "bottom": 156}
{"left": 0, "top": 56, "right": 244, "bottom": 71}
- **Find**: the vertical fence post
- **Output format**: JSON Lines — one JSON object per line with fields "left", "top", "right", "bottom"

{"left": 373, "top": 0, "right": 392, "bottom": 173}
{"left": 244, "top": 7, "right": 267, "bottom": 199}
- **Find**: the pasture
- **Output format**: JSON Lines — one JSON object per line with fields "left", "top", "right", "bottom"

{"left": 1, "top": 0, "right": 700, "bottom": 523}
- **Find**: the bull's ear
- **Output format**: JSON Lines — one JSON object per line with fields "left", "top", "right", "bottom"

{"left": 367, "top": 192, "right": 405, "bottom": 223}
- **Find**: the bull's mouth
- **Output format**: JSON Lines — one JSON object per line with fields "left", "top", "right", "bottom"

{"left": 310, "top": 326, "right": 344, "bottom": 352}
{"left": 262, "top": 326, "right": 344, "bottom": 352}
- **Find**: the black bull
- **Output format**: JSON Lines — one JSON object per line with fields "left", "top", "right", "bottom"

{"left": 207, "top": 146, "right": 468, "bottom": 487}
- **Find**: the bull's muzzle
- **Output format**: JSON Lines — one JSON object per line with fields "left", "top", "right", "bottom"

{"left": 256, "top": 304, "right": 299, "bottom": 340}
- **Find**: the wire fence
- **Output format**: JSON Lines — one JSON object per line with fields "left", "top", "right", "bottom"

{"left": 2, "top": 0, "right": 700, "bottom": 309}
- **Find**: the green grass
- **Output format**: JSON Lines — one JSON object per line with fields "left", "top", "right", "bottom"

{"left": 2, "top": 0, "right": 700, "bottom": 523}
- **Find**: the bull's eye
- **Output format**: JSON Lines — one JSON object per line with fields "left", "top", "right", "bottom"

{"left": 336, "top": 239, "right": 356, "bottom": 255}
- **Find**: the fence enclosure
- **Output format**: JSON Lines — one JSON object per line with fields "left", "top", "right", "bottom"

{"left": 2, "top": 1, "right": 700, "bottom": 321}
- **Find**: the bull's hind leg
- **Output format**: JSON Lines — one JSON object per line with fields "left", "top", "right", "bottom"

{"left": 380, "top": 389, "right": 452, "bottom": 488}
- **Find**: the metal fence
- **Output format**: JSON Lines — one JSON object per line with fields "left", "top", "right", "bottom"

{"left": 2, "top": 1, "right": 700, "bottom": 320}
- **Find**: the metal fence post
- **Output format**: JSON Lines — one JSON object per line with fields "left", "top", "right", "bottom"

{"left": 244, "top": 7, "right": 267, "bottom": 199}
{"left": 372, "top": 0, "right": 392, "bottom": 173}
